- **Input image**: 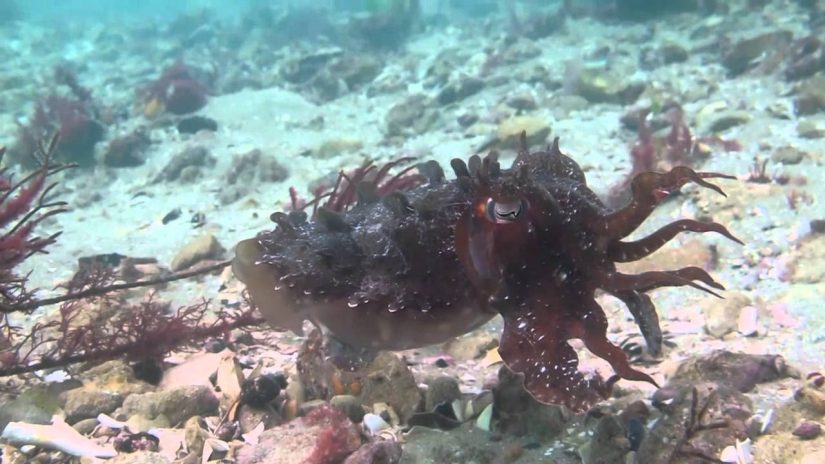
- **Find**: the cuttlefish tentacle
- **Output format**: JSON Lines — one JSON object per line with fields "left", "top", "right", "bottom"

{"left": 602, "top": 267, "right": 725, "bottom": 297}
{"left": 594, "top": 167, "right": 734, "bottom": 240}
{"left": 608, "top": 219, "right": 743, "bottom": 262}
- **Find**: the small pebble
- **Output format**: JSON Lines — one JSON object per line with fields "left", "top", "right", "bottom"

{"left": 363, "top": 413, "right": 391, "bottom": 434}
{"left": 241, "top": 374, "right": 286, "bottom": 408}
{"left": 737, "top": 306, "right": 760, "bottom": 336}
{"left": 793, "top": 421, "right": 822, "bottom": 440}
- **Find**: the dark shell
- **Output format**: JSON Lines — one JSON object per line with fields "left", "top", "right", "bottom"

{"left": 233, "top": 134, "right": 741, "bottom": 412}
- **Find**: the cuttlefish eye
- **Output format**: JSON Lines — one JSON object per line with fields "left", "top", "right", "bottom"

{"left": 485, "top": 198, "right": 526, "bottom": 224}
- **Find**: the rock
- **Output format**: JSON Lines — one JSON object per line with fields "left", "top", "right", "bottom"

{"left": 493, "top": 367, "right": 568, "bottom": 441}
{"left": 327, "top": 55, "right": 383, "bottom": 90}
{"left": 669, "top": 351, "right": 788, "bottom": 393}
{"left": 639, "top": 384, "right": 752, "bottom": 464}
{"left": 72, "top": 418, "right": 99, "bottom": 435}
{"left": 496, "top": 115, "right": 551, "bottom": 149}
{"left": 78, "top": 360, "right": 156, "bottom": 396}
{"left": 170, "top": 234, "right": 225, "bottom": 271}
{"left": 108, "top": 451, "right": 171, "bottom": 464}
{"left": 296, "top": 331, "right": 419, "bottom": 421}
{"left": 795, "top": 75, "right": 825, "bottom": 115}
{"left": 796, "top": 384, "right": 825, "bottom": 415}
{"left": 183, "top": 416, "right": 209, "bottom": 457}
{"left": 793, "top": 421, "right": 822, "bottom": 439}
{"left": 60, "top": 388, "right": 123, "bottom": 424}
{"left": 343, "top": 441, "right": 402, "bottom": 464}
{"left": 737, "top": 305, "right": 761, "bottom": 336}
{"left": 103, "top": 130, "right": 151, "bottom": 168}
{"left": 126, "top": 413, "right": 170, "bottom": 432}
{"left": 330, "top": 395, "right": 365, "bottom": 424}
{"left": 154, "top": 146, "right": 215, "bottom": 183}
{"left": 572, "top": 68, "right": 645, "bottom": 105}
{"left": 238, "top": 403, "right": 283, "bottom": 433}
{"left": 505, "top": 94, "right": 538, "bottom": 111}
{"left": 580, "top": 415, "right": 630, "bottom": 464}
{"left": 221, "top": 148, "right": 289, "bottom": 204}
{"left": 660, "top": 42, "right": 689, "bottom": 64}
{"left": 385, "top": 95, "right": 438, "bottom": 137}
{"left": 705, "top": 110, "right": 751, "bottom": 133}
{"left": 177, "top": 115, "right": 218, "bottom": 134}
{"left": 298, "top": 399, "right": 329, "bottom": 417}
{"left": 315, "top": 138, "right": 363, "bottom": 159}
{"left": 118, "top": 385, "right": 219, "bottom": 426}
{"left": 789, "top": 233, "right": 825, "bottom": 283}
{"left": 704, "top": 292, "right": 751, "bottom": 338}
{"left": 359, "top": 352, "right": 421, "bottom": 423}
{"left": 771, "top": 146, "right": 806, "bottom": 164}
{"left": 723, "top": 31, "right": 793, "bottom": 75}
{"left": 0, "top": 382, "right": 78, "bottom": 430}
{"left": 280, "top": 47, "right": 343, "bottom": 84}
{"left": 797, "top": 119, "right": 825, "bottom": 138}
{"left": 437, "top": 76, "right": 484, "bottom": 106}
{"left": 443, "top": 331, "right": 498, "bottom": 361}
{"left": 425, "top": 377, "right": 461, "bottom": 411}
{"left": 235, "top": 404, "right": 361, "bottom": 464}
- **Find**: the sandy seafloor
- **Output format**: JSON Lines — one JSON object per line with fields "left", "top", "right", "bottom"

{"left": 1, "top": 0, "right": 824, "bottom": 463}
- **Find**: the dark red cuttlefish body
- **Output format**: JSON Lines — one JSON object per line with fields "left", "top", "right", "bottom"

{"left": 233, "top": 133, "right": 741, "bottom": 412}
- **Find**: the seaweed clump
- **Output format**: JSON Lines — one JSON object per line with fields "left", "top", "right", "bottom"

{"left": 14, "top": 66, "right": 104, "bottom": 168}
{"left": 0, "top": 136, "right": 262, "bottom": 377}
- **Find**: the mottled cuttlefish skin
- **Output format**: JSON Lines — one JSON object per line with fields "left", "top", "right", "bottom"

{"left": 233, "top": 134, "right": 741, "bottom": 412}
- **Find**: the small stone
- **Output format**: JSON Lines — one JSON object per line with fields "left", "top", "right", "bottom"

{"left": 771, "top": 146, "right": 806, "bottom": 165}
{"left": 107, "top": 451, "right": 171, "bottom": 464}
{"left": 177, "top": 116, "right": 218, "bottom": 134}
{"left": 343, "top": 441, "right": 402, "bottom": 464}
{"left": 330, "top": 395, "right": 365, "bottom": 423}
{"left": 314, "top": 138, "right": 363, "bottom": 159}
{"left": 660, "top": 42, "right": 688, "bottom": 64}
{"left": 737, "top": 306, "right": 760, "bottom": 337}
{"left": 705, "top": 110, "right": 751, "bottom": 133}
{"left": 126, "top": 414, "right": 171, "bottom": 432}
{"left": 236, "top": 404, "right": 360, "bottom": 464}
{"left": 437, "top": 75, "right": 484, "bottom": 106}
{"left": 103, "top": 130, "right": 150, "bottom": 168}
{"left": 238, "top": 403, "right": 282, "bottom": 433}
{"left": 797, "top": 119, "right": 825, "bottom": 138}
{"left": 572, "top": 68, "right": 645, "bottom": 105}
{"left": 723, "top": 31, "right": 793, "bottom": 75}
{"left": 425, "top": 376, "right": 461, "bottom": 411}
{"left": 704, "top": 292, "right": 751, "bottom": 338}
{"left": 72, "top": 418, "right": 99, "bottom": 435}
{"left": 358, "top": 352, "right": 422, "bottom": 423}
{"left": 670, "top": 351, "right": 788, "bottom": 393}
{"left": 792, "top": 420, "right": 822, "bottom": 440}
{"left": 170, "top": 234, "right": 225, "bottom": 271}
{"left": 443, "top": 332, "right": 498, "bottom": 361}
{"left": 154, "top": 146, "right": 216, "bottom": 183}
{"left": 363, "top": 413, "right": 391, "bottom": 434}
{"left": 580, "top": 415, "right": 630, "bottom": 464}
{"left": 184, "top": 416, "right": 209, "bottom": 457}
{"left": 496, "top": 115, "right": 551, "bottom": 149}
{"left": 118, "top": 385, "right": 219, "bottom": 426}
{"left": 505, "top": 94, "right": 538, "bottom": 111}
{"left": 241, "top": 374, "right": 286, "bottom": 408}
{"left": 60, "top": 388, "right": 123, "bottom": 424}
{"left": 795, "top": 75, "right": 825, "bottom": 115}
{"left": 385, "top": 94, "right": 437, "bottom": 137}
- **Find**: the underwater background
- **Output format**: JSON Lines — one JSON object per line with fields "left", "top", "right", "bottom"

{"left": 1, "top": 0, "right": 824, "bottom": 463}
